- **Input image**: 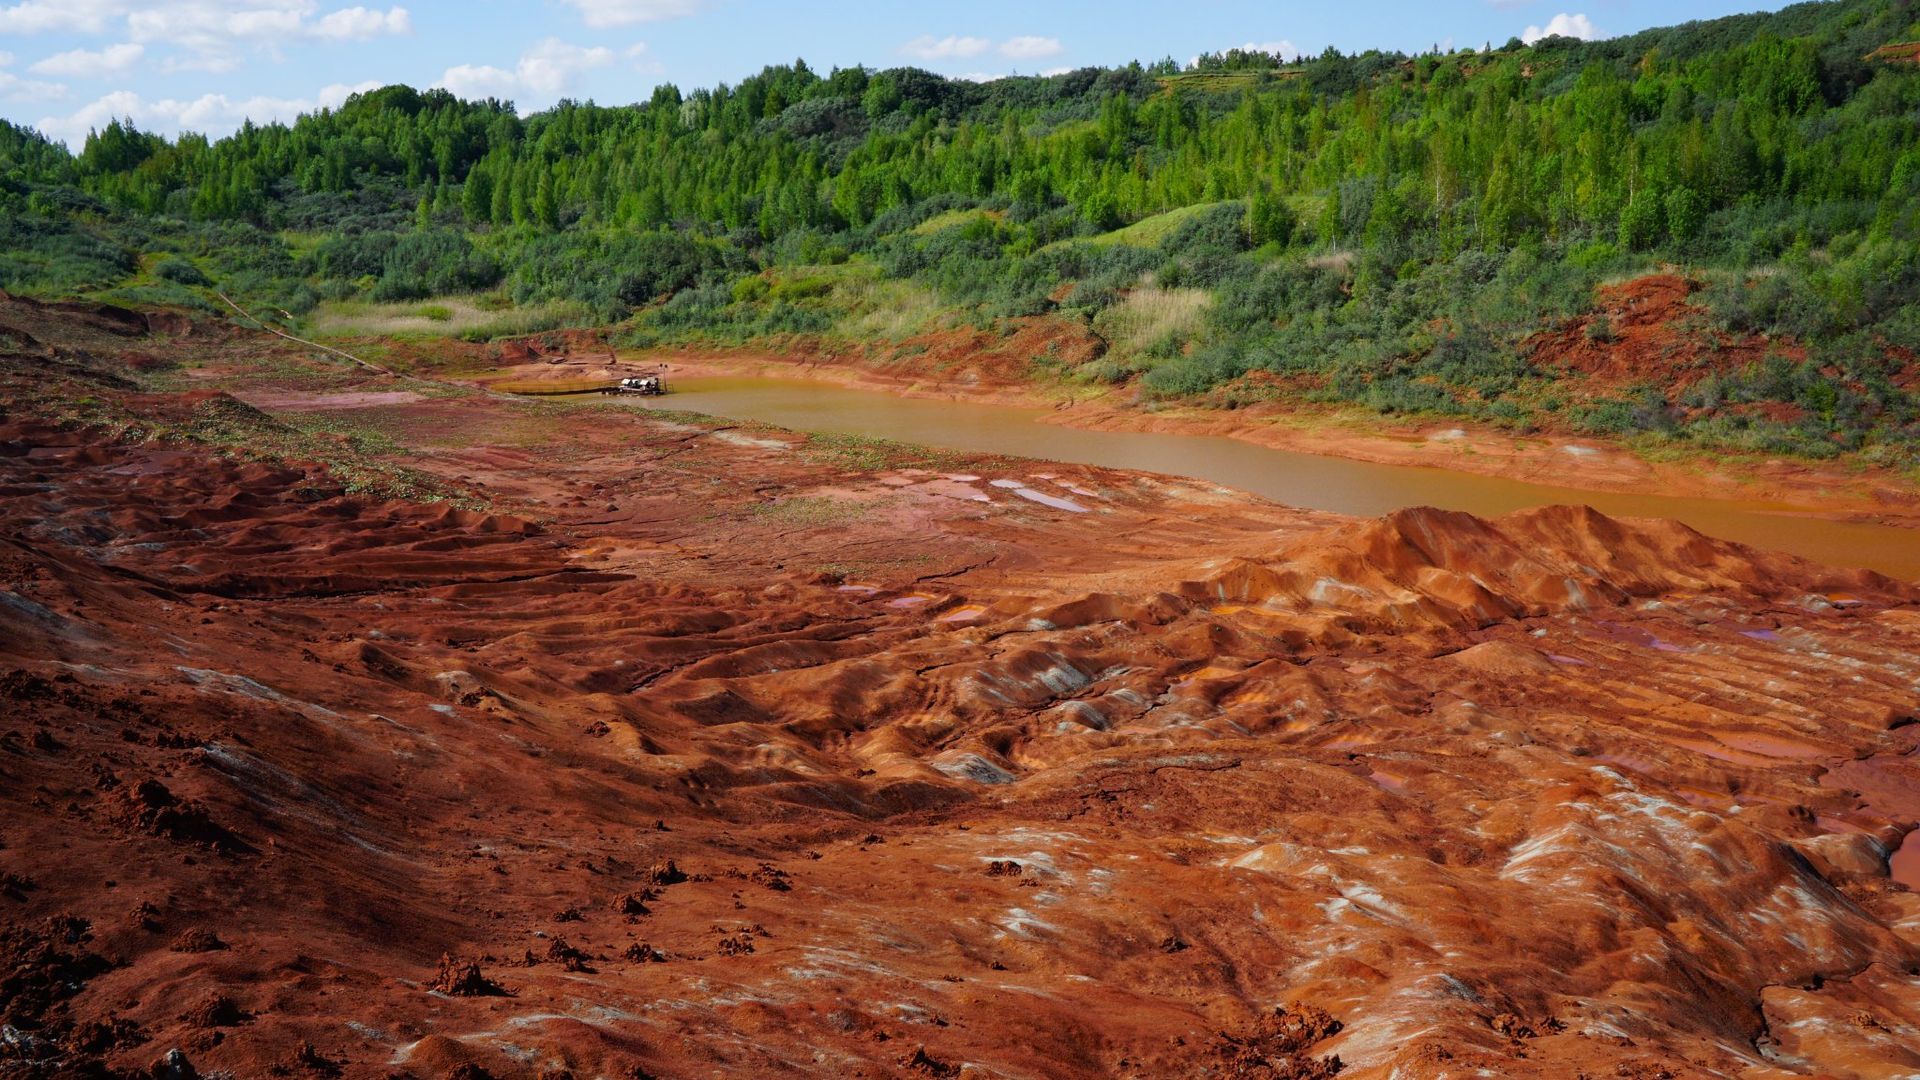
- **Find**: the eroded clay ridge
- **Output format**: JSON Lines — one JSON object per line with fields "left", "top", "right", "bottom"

{"left": 4, "top": 319, "right": 1920, "bottom": 1078}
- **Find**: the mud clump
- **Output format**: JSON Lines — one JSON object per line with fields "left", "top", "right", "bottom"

{"left": 899, "top": 1046, "right": 961, "bottom": 1078}
{"left": 623, "top": 942, "right": 666, "bottom": 963}
{"left": 1491, "top": 1012, "right": 1564, "bottom": 1040}
{"left": 0, "top": 915, "right": 113, "bottom": 1026}
{"left": 0, "top": 915, "right": 123, "bottom": 1077}
{"left": 749, "top": 862, "right": 791, "bottom": 891}
{"left": 169, "top": 928, "right": 227, "bottom": 953}
{"left": 127, "top": 902, "right": 162, "bottom": 933}
{"left": 1, "top": 670, "right": 58, "bottom": 702}
{"left": 429, "top": 954, "right": 509, "bottom": 997}
{"left": 118, "top": 779, "right": 251, "bottom": 854}
{"left": 643, "top": 859, "right": 687, "bottom": 886}
{"left": 180, "top": 993, "right": 250, "bottom": 1029}
{"left": 543, "top": 937, "right": 593, "bottom": 972}
{"left": 65, "top": 1015, "right": 147, "bottom": 1055}
{"left": 0, "top": 870, "right": 36, "bottom": 900}
{"left": 1210, "top": 1006, "right": 1344, "bottom": 1079}
{"left": 275, "top": 1040, "right": 341, "bottom": 1076}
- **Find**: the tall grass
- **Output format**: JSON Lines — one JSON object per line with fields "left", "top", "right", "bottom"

{"left": 1092, "top": 283, "right": 1212, "bottom": 360}
{"left": 308, "top": 296, "right": 601, "bottom": 342}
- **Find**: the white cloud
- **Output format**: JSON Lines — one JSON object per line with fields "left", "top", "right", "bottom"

{"left": 900, "top": 35, "right": 991, "bottom": 61}
{"left": 0, "top": 73, "right": 66, "bottom": 102}
{"left": 311, "top": 5, "right": 411, "bottom": 41}
{"left": 0, "top": 50, "right": 68, "bottom": 101}
{"left": 434, "top": 38, "right": 626, "bottom": 105}
{"left": 0, "top": 0, "right": 412, "bottom": 45}
{"left": 559, "top": 0, "right": 701, "bottom": 27}
{"left": 0, "top": 3, "right": 414, "bottom": 59}
{"left": 515, "top": 39, "right": 613, "bottom": 95}
{"left": 999, "top": 35, "right": 1062, "bottom": 60}
{"left": 0, "top": 0, "right": 121, "bottom": 34}
{"left": 904, "top": 34, "right": 1066, "bottom": 63}
{"left": 160, "top": 53, "right": 242, "bottom": 74}
{"left": 435, "top": 63, "right": 517, "bottom": 101}
{"left": 35, "top": 78, "right": 379, "bottom": 147}
{"left": 1521, "top": 12, "right": 1599, "bottom": 43}
{"left": 28, "top": 42, "right": 144, "bottom": 76}
{"left": 125, "top": 3, "right": 413, "bottom": 52}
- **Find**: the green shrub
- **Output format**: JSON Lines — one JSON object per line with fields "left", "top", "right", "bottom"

{"left": 153, "top": 256, "right": 209, "bottom": 286}
{"left": 456, "top": 300, "right": 599, "bottom": 342}
{"left": 769, "top": 275, "right": 833, "bottom": 301}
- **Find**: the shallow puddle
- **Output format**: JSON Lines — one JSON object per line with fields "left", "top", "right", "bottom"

{"left": 1892, "top": 831, "right": 1920, "bottom": 888}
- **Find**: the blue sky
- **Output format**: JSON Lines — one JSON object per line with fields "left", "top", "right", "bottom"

{"left": 0, "top": 0, "right": 1791, "bottom": 148}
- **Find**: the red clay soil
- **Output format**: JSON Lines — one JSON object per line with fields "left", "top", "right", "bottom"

{"left": 6, "top": 305, "right": 1920, "bottom": 1078}
{"left": 1522, "top": 273, "right": 1788, "bottom": 390}
{"left": 1867, "top": 41, "right": 1920, "bottom": 65}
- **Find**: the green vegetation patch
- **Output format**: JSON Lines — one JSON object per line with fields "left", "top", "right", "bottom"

{"left": 798, "top": 431, "right": 974, "bottom": 473}
{"left": 748, "top": 494, "right": 874, "bottom": 526}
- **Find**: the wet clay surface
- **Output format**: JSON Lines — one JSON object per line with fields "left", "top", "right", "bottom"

{"left": 5, "top": 302, "right": 1920, "bottom": 1079}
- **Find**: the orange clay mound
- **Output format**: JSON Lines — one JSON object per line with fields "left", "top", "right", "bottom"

{"left": 4, "top": 305, "right": 1920, "bottom": 1079}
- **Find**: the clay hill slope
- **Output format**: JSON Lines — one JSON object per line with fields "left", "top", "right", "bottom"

{"left": 4, "top": 305, "right": 1920, "bottom": 1079}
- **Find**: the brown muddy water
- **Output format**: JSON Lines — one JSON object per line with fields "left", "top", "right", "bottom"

{"left": 612, "top": 375, "right": 1920, "bottom": 582}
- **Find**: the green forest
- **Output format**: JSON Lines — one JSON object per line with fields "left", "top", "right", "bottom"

{"left": 4, "top": 0, "right": 1920, "bottom": 467}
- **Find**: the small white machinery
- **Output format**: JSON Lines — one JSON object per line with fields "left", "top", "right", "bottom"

{"left": 601, "top": 374, "right": 665, "bottom": 395}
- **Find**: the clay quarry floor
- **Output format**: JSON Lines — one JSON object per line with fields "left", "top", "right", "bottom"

{"left": 5, "top": 297, "right": 1920, "bottom": 1079}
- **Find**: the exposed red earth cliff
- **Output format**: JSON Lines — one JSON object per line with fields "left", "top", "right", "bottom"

{"left": 1521, "top": 273, "right": 1782, "bottom": 390}
{"left": 5, "top": 299, "right": 1920, "bottom": 1078}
